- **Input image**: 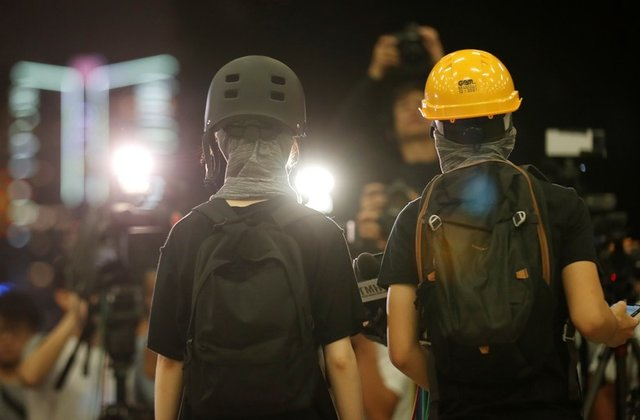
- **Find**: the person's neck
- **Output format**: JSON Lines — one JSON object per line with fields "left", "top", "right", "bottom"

{"left": 399, "top": 136, "right": 438, "bottom": 164}
{"left": 225, "top": 199, "right": 268, "bottom": 207}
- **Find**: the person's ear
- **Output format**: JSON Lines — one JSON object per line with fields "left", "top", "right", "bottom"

{"left": 430, "top": 121, "right": 436, "bottom": 140}
{"left": 292, "top": 137, "right": 300, "bottom": 155}
{"left": 286, "top": 138, "right": 300, "bottom": 173}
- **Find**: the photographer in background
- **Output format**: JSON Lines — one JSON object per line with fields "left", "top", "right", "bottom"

{"left": 17, "top": 258, "right": 113, "bottom": 420}
{"left": 331, "top": 23, "right": 443, "bottom": 255}
{"left": 331, "top": 23, "right": 444, "bottom": 420}
{"left": 17, "top": 210, "right": 152, "bottom": 420}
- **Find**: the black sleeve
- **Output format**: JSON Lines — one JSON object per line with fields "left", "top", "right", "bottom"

{"left": 300, "top": 218, "right": 367, "bottom": 346}
{"left": 377, "top": 199, "right": 421, "bottom": 289}
{"left": 147, "top": 214, "right": 209, "bottom": 361}
{"left": 147, "top": 227, "right": 183, "bottom": 360}
{"left": 553, "top": 188, "right": 598, "bottom": 268}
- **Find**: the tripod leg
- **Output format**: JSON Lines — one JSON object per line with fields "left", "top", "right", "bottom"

{"left": 630, "top": 337, "right": 640, "bottom": 386}
{"left": 614, "top": 344, "right": 629, "bottom": 420}
{"left": 583, "top": 344, "right": 614, "bottom": 419}
{"left": 580, "top": 334, "right": 592, "bottom": 391}
{"left": 626, "top": 337, "right": 640, "bottom": 419}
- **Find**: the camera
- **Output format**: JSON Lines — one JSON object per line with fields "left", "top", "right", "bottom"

{"left": 394, "top": 22, "right": 430, "bottom": 71}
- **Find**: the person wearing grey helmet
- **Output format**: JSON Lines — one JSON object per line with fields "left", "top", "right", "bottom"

{"left": 148, "top": 55, "right": 366, "bottom": 420}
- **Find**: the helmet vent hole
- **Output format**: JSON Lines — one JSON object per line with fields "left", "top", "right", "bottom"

{"left": 224, "top": 89, "right": 238, "bottom": 99}
{"left": 225, "top": 74, "right": 240, "bottom": 83}
{"left": 271, "top": 75, "right": 286, "bottom": 85}
{"left": 270, "top": 91, "right": 285, "bottom": 101}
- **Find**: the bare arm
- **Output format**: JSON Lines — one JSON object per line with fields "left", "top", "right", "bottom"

{"left": 18, "top": 294, "right": 86, "bottom": 387}
{"left": 154, "top": 354, "right": 183, "bottom": 420}
{"left": 323, "top": 336, "right": 364, "bottom": 420}
{"left": 562, "top": 260, "right": 638, "bottom": 347}
{"left": 387, "top": 284, "right": 429, "bottom": 389}
{"left": 351, "top": 333, "right": 399, "bottom": 420}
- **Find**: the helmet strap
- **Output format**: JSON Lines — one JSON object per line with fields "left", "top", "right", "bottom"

{"left": 202, "top": 130, "right": 225, "bottom": 192}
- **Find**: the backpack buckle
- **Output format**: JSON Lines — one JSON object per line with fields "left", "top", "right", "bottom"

{"left": 562, "top": 322, "right": 576, "bottom": 342}
{"left": 512, "top": 211, "right": 526, "bottom": 227}
{"left": 428, "top": 215, "right": 442, "bottom": 231}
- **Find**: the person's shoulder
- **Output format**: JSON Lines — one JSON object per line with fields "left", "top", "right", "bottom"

{"left": 165, "top": 202, "right": 215, "bottom": 240}
{"left": 534, "top": 178, "right": 593, "bottom": 226}
{"left": 399, "top": 196, "right": 422, "bottom": 218}
{"left": 283, "top": 201, "right": 343, "bottom": 231}
{"left": 538, "top": 180, "right": 584, "bottom": 204}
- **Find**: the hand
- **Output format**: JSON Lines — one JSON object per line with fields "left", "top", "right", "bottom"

{"left": 65, "top": 292, "right": 89, "bottom": 326}
{"left": 368, "top": 35, "right": 400, "bottom": 80}
{"left": 417, "top": 25, "right": 444, "bottom": 62}
{"left": 607, "top": 300, "right": 640, "bottom": 348}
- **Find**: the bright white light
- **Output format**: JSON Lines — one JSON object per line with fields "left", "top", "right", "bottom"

{"left": 305, "top": 193, "right": 334, "bottom": 214}
{"left": 111, "top": 143, "right": 153, "bottom": 195}
{"left": 294, "top": 165, "right": 335, "bottom": 194}
{"left": 294, "top": 165, "right": 335, "bottom": 214}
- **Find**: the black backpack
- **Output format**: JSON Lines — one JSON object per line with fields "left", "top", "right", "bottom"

{"left": 415, "top": 159, "right": 567, "bottom": 385}
{"left": 183, "top": 198, "right": 321, "bottom": 418}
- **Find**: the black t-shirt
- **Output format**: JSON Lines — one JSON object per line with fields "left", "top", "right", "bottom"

{"left": 378, "top": 177, "right": 598, "bottom": 420}
{"left": 148, "top": 197, "right": 366, "bottom": 420}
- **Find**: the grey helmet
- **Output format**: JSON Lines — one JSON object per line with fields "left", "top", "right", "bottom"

{"left": 204, "top": 55, "right": 306, "bottom": 136}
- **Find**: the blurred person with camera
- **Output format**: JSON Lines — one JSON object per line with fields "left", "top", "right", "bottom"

{"left": 0, "top": 289, "right": 42, "bottom": 420}
{"left": 17, "top": 235, "right": 151, "bottom": 420}
{"left": 331, "top": 23, "right": 445, "bottom": 420}
{"left": 18, "top": 260, "right": 125, "bottom": 420}
{"left": 331, "top": 23, "right": 444, "bottom": 256}
{"left": 16, "top": 262, "right": 111, "bottom": 420}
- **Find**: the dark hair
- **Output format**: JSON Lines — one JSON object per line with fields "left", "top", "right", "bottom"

{"left": 0, "top": 289, "right": 42, "bottom": 331}
{"left": 379, "top": 77, "right": 428, "bottom": 143}
{"left": 389, "top": 78, "right": 425, "bottom": 104}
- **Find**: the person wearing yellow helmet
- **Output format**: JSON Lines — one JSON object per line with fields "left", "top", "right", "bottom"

{"left": 379, "top": 49, "right": 639, "bottom": 420}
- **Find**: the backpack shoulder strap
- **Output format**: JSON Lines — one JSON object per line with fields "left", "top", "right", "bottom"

{"left": 519, "top": 163, "right": 579, "bottom": 400}
{"left": 415, "top": 174, "right": 442, "bottom": 284}
{"left": 414, "top": 175, "right": 443, "bottom": 414}
{"left": 506, "top": 162, "right": 552, "bottom": 286}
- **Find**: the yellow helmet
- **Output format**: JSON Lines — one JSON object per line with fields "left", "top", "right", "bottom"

{"left": 420, "top": 49, "right": 522, "bottom": 121}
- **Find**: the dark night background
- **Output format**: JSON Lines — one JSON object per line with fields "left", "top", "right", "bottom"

{"left": 1, "top": 1, "right": 639, "bottom": 283}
